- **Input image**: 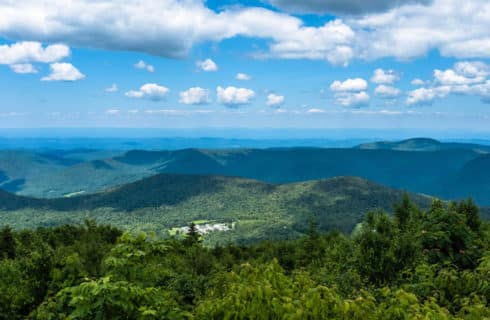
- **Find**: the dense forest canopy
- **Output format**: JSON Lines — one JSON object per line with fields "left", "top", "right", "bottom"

{"left": 0, "top": 197, "right": 488, "bottom": 319}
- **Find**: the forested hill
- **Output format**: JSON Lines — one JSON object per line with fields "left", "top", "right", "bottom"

{"left": 355, "top": 137, "right": 490, "bottom": 152}
{"left": 0, "top": 174, "right": 435, "bottom": 243}
{"left": 0, "top": 198, "right": 488, "bottom": 319}
{"left": 1, "top": 138, "right": 490, "bottom": 204}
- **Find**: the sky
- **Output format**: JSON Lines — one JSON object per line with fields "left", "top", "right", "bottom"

{"left": 1, "top": 0, "right": 490, "bottom": 133}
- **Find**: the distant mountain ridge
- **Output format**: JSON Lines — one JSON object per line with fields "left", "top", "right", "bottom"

{"left": 0, "top": 138, "right": 490, "bottom": 205}
{"left": 355, "top": 138, "right": 490, "bottom": 152}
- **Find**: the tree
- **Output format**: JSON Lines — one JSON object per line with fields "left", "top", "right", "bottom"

{"left": 394, "top": 193, "right": 412, "bottom": 230}
{"left": 184, "top": 223, "right": 201, "bottom": 246}
{"left": 457, "top": 198, "right": 481, "bottom": 233}
{"left": 355, "top": 211, "right": 399, "bottom": 284}
{"left": 0, "top": 226, "right": 16, "bottom": 260}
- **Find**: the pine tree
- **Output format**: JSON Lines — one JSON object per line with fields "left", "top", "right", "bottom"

{"left": 184, "top": 222, "right": 202, "bottom": 246}
{"left": 457, "top": 198, "right": 481, "bottom": 232}
{"left": 394, "top": 193, "right": 412, "bottom": 230}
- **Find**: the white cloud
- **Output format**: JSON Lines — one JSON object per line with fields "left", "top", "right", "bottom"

{"left": 406, "top": 61, "right": 490, "bottom": 105}
{"left": 125, "top": 83, "right": 169, "bottom": 100}
{"left": 330, "top": 78, "right": 368, "bottom": 92}
{"left": 236, "top": 73, "right": 251, "bottom": 80}
{"left": 9, "top": 63, "right": 37, "bottom": 74}
{"left": 406, "top": 86, "right": 450, "bottom": 106}
{"left": 0, "top": 2, "right": 355, "bottom": 65}
{"left": 105, "top": 84, "right": 118, "bottom": 93}
{"left": 217, "top": 86, "right": 255, "bottom": 106}
{"left": 179, "top": 87, "right": 211, "bottom": 105}
{"left": 41, "top": 63, "right": 85, "bottom": 81}
{"left": 266, "top": 94, "right": 285, "bottom": 107}
{"left": 434, "top": 69, "right": 485, "bottom": 86}
{"left": 2, "top": 1, "right": 490, "bottom": 65}
{"left": 330, "top": 77, "right": 369, "bottom": 107}
{"left": 375, "top": 85, "right": 401, "bottom": 99}
{"left": 134, "top": 60, "right": 155, "bottom": 73}
{"left": 433, "top": 61, "right": 489, "bottom": 86}
{"left": 0, "top": 41, "right": 70, "bottom": 65}
{"left": 334, "top": 91, "right": 370, "bottom": 107}
{"left": 454, "top": 61, "right": 489, "bottom": 78}
{"left": 411, "top": 78, "right": 426, "bottom": 86}
{"left": 371, "top": 68, "right": 400, "bottom": 84}
{"left": 259, "top": 19, "right": 355, "bottom": 66}
{"left": 197, "top": 59, "right": 218, "bottom": 72}
{"left": 351, "top": 0, "right": 490, "bottom": 60}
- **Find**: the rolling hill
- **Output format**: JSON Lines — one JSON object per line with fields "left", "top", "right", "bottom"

{"left": 355, "top": 137, "right": 490, "bottom": 152}
{"left": 0, "top": 174, "right": 433, "bottom": 245}
{"left": 0, "top": 138, "right": 489, "bottom": 205}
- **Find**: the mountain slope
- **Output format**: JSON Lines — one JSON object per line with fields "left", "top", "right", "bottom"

{"left": 355, "top": 138, "right": 490, "bottom": 152}
{"left": 0, "top": 174, "right": 433, "bottom": 244}
{"left": 1, "top": 141, "right": 489, "bottom": 205}
{"left": 444, "top": 154, "right": 490, "bottom": 201}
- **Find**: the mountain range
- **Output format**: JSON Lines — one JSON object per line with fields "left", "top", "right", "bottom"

{"left": 0, "top": 138, "right": 489, "bottom": 205}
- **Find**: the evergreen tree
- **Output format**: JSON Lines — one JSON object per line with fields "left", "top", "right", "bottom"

{"left": 184, "top": 223, "right": 201, "bottom": 246}
{"left": 0, "top": 226, "right": 16, "bottom": 260}
{"left": 457, "top": 198, "right": 481, "bottom": 232}
{"left": 394, "top": 193, "right": 412, "bottom": 230}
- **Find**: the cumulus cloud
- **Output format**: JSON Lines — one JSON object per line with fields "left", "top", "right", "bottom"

{"left": 259, "top": 19, "right": 355, "bottom": 66}
{"left": 179, "top": 87, "right": 211, "bottom": 105}
{"left": 330, "top": 78, "right": 368, "bottom": 92}
{"left": 125, "top": 83, "right": 169, "bottom": 100}
{"left": 266, "top": 94, "right": 285, "bottom": 107}
{"left": 434, "top": 61, "right": 489, "bottom": 85}
{"left": 0, "top": 41, "right": 70, "bottom": 65}
{"left": 41, "top": 63, "right": 85, "bottom": 81}
{"left": 217, "top": 86, "right": 255, "bottom": 106}
{"left": 105, "top": 84, "right": 118, "bottom": 93}
{"left": 236, "top": 73, "right": 251, "bottom": 80}
{"left": 330, "top": 78, "right": 369, "bottom": 107}
{"left": 406, "top": 86, "right": 450, "bottom": 105}
{"left": 407, "top": 61, "right": 490, "bottom": 105}
{"left": 196, "top": 59, "right": 218, "bottom": 72}
{"left": 0, "top": 1, "right": 356, "bottom": 65}
{"left": 371, "top": 69, "right": 400, "bottom": 84}
{"left": 2, "top": 1, "right": 490, "bottom": 65}
{"left": 266, "top": 0, "right": 431, "bottom": 15}
{"left": 411, "top": 79, "right": 426, "bottom": 86}
{"left": 434, "top": 69, "right": 484, "bottom": 86}
{"left": 453, "top": 61, "right": 490, "bottom": 78}
{"left": 10, "top": 63, "right": 37, "bottom": 74}
{"left": 375, "top": 85, "right": 401, "bottom": 99}
{"left": 351, "top": 0, "right": 490, "bottom": 60}
{"left": 335, "top": 91, "right": 370, "bottom": 107}
{"left": 134, "top": 60, "right": 155, "bottom": 73}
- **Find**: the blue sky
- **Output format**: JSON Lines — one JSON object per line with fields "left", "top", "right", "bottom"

{"left": 0, "top": 0, "right": 490, "bottom": 132}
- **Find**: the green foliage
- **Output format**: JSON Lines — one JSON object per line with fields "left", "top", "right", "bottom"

{"left": 0, "top": 198, "right": 488, "bottom": 319}
{"left": 0, "top": 226, "right": 16, "bottom": 259}
{"left": 34, "top": 277, "right": 189, "bottom": 320}
{"left": 0, "top": 175, "right": 433, "bottom": 246}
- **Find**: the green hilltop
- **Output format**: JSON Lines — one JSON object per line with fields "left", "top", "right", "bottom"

{"left": 0, "top": 174, "right": 433, "bottom": 245}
